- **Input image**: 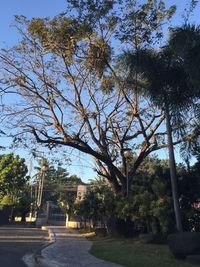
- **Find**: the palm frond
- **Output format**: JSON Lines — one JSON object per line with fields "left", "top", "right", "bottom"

{"left": 169, "top": 24, "right": 200, "bottom": 95}
{"left": 169, "top": 24, "right": 200, "bottom": 57}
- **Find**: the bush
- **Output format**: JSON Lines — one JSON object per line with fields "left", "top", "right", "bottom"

{"left": 168, "top": 232, "right": 200, "bottom": 258}
{"left": 107, "top": 218, "right": 137, "bottom": 238}
{"left": 95, "top": 227, "right": 107, "bottom": 237}
{"left": 139, "top": 233, "right": 166, "bottom": 244}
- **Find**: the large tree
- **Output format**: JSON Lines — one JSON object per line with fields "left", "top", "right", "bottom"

{"left": 119, "top": 42, "right": 200, "bottom": 231}
{"left": 0, "top": 0, "right": 184, "bottom": 196}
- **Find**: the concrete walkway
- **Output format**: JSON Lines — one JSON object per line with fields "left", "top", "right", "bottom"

{"left": 30, "top": 227, "right": 124, "bottom": 267}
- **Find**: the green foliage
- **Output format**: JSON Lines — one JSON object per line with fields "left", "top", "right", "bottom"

{"left": 1, "top": 2, "right": 199, "bottom": 226}
{"left": 76, "top": 157, "right": 174, "bottom": 235}
{"left": 0, "top": 195, "right": 17, "bottom": 205}
{"left": 119, "top": 42, "right": 199, "bottom": 166}
{"left": 0, "top": 153, "right": 30, "bottom": 220}
{"left": 86, "top": 39, "right": 111, "bottom": 77}
{"left": 75, "top": 178, "right": 114, "bottom": 225}
{"left": 58, "top": 173, "right": 84, "bottom": 214}
{"left": 0, "top": 1, "right": 180, "bottom": 197}
{"left": 100, "top": 76, "right": 115, "bottom": 94}
{"left": 13, "top": 185, "right": 33, "bottom": 221}
{"left": 180, "top": 124, "right": 200, "bottom": 161}
{"left": 169, "top": 24, "right": 200, "bottom": 95}
{"left": 28, "top": 16, "right": 92, "bottom": 62}
{"left": 78, "top": 156, "right": 200, "bottom": 234}
{"left": 35, "top": 160, "right": 84, "bottom": 213}
{"left": 177, "top": 160, "right": 200, "bottom": 231}
{"left": 167, "top": 24, "right": 200, "bottom": 157}
{"left": 119, "top": 47, "right": 193, "bottom": 110}
{"left": 116, "top": 157, "right": 174, "bottom": 234}
{"left": 68, "top": 0, "right": 116, "bottom": 23}
{"left": 0, "top": 153, "right": 29, "bottom": 202}
{"left": 118, "top": 0, "right": 176, "bottom": 47}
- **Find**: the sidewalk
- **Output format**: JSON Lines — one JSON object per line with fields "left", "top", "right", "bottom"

{"left": 32, "top": 227, "right": 124, "bottom": 267}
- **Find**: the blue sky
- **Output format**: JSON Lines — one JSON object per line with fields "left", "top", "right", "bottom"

{"left": 0, "top": 0, "right": 200, "bottom": 46}
{"left": 0, "top": 0, "right": 199, "bottom": 181}
{"left": 0, "top": 0, "right": 67, "bottom": 46}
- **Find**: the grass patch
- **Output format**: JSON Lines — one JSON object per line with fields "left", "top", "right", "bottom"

{"left": 89, "top": 237, "right": 194, "bottom": 267}
{"left": 78, "top": 228, "right": 96, "bottom": 237}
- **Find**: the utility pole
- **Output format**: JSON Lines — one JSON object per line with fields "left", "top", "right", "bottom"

{"left": 32, "top": 152, "right": 49, "bottom": 210}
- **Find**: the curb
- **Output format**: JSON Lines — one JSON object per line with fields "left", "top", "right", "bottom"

{"left": 34, "top": 228, "right": 56, "bottom": 267}
{"left": 23, "top": 227, "right": 124, "bottom": 267}
{"left": 46, "top": 228, "right": 56, "bottom": 243}
{"left": 23, "top": 228, "right": 56, "bottom": 267}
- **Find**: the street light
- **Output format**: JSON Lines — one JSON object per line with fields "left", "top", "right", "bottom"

{"left": 123, "top": 148, "right": 132, "bottom": 197}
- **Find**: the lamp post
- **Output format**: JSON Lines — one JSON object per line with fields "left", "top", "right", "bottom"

{"left": 123, "top": 148, "right": 132, "bottom": 197}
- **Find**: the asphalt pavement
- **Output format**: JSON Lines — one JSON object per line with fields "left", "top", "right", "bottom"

{"left": 0, "top": 226, "right": 49, "bottom": 267}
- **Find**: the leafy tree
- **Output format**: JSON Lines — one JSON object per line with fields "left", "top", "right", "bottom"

{"left": 0, "top": 153, "right": 29, "bottom": 203}
{"left": 119, "top": 36, "right": 200, "bottom": 231}
{"left": 169, "top": 24, "right": 200, "bottom": 159}
{"left": 76, "top": 156, "right": 200, "bottom": 235}
{"left": 76, "top": 157, "right": 175, "bottom": 235}
{"left": 0, "top": 153, "right": 30, "bottom": 221}
{"left": 13, "top": 184, "right": 33, "bottom": 222}
{"left": 169, "top": 24, "right": 200, "bottom": 94}
{"left": 0, "top": 1, "right": 177, "bottom": 197}
{"left": 116, "top": 157, "right": 174, "bottom": 235}
{"left": 34, "top": 159, "right": 84, "bottom": 216}
{"left": 75, "top": 178, "right": 115, "bottom": 228}
{"left": 57, "top": 173, "right": 84, "bottom": 217}
{"left": 34, "top": 161, "right": 70, "bottom": 204}
{"left": 178, "top": 160, "right": 200, "bottom": 231}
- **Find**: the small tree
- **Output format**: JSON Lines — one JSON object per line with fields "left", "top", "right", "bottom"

{"left": 14, "top": 185, "right": 33, "bottom": 222}
{"left": 0, "top": 153, "right": 29, "bottom": 203}
{"left": 0, "top": 153, "right": 30, "bottom": 221}
{"left": 75, "top": 178, "right": 115, "bottom": 228}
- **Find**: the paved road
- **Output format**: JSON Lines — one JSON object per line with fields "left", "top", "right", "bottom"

{"left": 0, "top": 227, "right": 48, "bottom": 267}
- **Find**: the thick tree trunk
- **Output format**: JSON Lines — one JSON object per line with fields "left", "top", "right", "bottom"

{"left": 165, "top": 104, "right": 183, "bottom": 232}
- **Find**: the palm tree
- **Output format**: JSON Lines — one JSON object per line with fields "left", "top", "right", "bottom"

{"left": 169, "top": 24, "right": 200, "bottom": 96}
{"left": 169, "top": 24, "right": 200, "bottom": 159}
{"left": 120, "top": 46, "right": 195, "bottom": 232}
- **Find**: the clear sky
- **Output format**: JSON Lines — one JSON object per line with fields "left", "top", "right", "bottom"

{"left": 1, "top": 0, "right": 200, "bottom": 46}
{"left": 0, "top": 0, "right": 199, "bottom": 181}
{"left": 0, "top": 0, "right": 67, "bottom": 46}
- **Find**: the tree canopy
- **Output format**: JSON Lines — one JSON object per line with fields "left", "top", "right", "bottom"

{"left": 0, "top": 0, "right": 199, "bottom": 200}
{"left": 0, "top": 0, "right": 181, "bottom": 194}
{"left": 0, "top": 153, "right": 29, "bottom": 205}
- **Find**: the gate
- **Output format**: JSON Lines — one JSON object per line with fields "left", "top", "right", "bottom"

{"left": 47, "top": 203, "right": 66, "bottom": 226}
